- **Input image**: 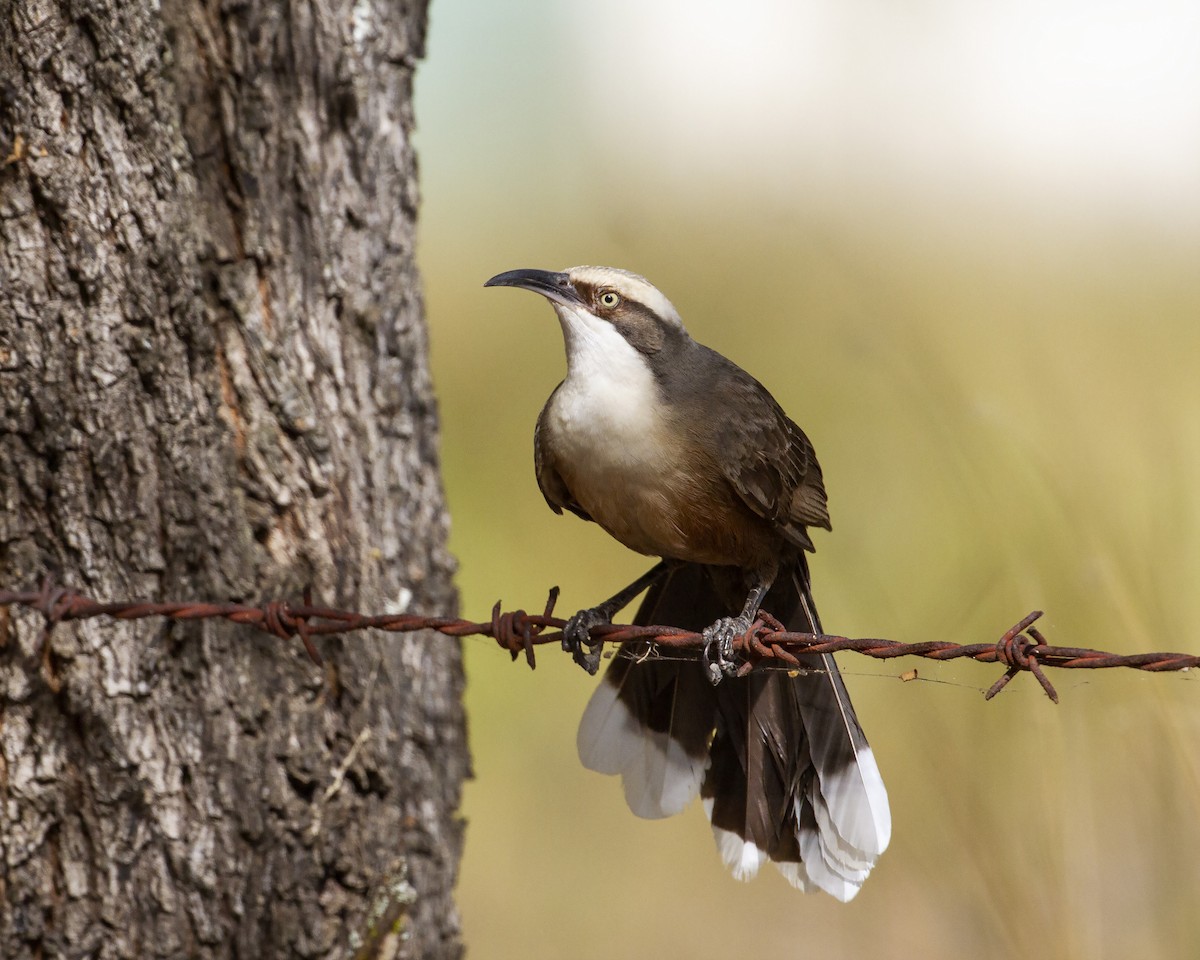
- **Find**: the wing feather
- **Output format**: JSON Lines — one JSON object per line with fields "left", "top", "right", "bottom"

{"left": 694, "top": 352, "right": 830, "bottom": 546}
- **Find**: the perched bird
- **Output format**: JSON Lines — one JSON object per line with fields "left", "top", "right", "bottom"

{"left": 485, "top": 265, "right": 890, "bottom": 899}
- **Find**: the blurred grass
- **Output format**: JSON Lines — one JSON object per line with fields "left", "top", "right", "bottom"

{"left": 420, "top": 196, "right": 1200, "bottom": 958}
{"left": 413, "top": 4, "right": 1200, "bottom": 951}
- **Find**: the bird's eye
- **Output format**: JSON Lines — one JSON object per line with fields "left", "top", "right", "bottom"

{"left": 598, "top": 291, "right": 621, "bottom": 309}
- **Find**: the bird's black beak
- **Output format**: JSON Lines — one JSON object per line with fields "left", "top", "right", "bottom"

{"left": 484, "top": 268, "right": 584, "bottom": 308}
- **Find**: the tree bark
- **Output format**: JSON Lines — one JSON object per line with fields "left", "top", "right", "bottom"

{"left": 0, "top": 1, "right": 466, "bottom": 957}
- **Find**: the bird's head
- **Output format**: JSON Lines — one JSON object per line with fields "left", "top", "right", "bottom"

{"left": 484, "top": 266, "right": 687, "bottom": 358}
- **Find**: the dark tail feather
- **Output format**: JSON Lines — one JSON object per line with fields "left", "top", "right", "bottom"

{"left": 576, "top": 561, "right": 890, "bottom": 899}
{"left": 705, "top": 560, "right": 891, "bottom": 899}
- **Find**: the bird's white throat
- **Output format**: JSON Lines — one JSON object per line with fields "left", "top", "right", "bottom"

{"left": 548, "top": 303, "right": 665, "bottom": 463}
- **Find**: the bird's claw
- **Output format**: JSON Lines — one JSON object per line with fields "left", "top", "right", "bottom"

{"left": 562, "top": 607, "right": 609, "bottom": 675}
{"left": 702, "top": 615, "right": 750, "bottom": 685}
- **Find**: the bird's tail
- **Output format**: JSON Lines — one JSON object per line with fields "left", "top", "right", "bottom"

{"left": 575, "top": 560, "right": 890, "bottom": 900}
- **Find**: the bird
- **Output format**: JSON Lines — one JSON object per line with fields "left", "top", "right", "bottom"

{"left": 484, "top": 265, "right": 890, "bottom": 899}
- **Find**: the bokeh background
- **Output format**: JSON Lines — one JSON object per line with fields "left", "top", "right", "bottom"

{"left": 414, "top": 1, "right": 1200, "bottom": 957}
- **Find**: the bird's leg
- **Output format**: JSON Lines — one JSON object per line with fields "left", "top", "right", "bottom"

{"left": 702, "top": 572, "right": 775, "bottom": 685}
{"left": 563, "top": 560, "right": 671, "bottom": 675}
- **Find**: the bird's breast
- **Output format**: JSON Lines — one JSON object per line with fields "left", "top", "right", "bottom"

{"left": 545, "top": 368, "right": 675, "bottom": 509}
{"left": 543, "top": 371, "right": 766, "bottom": 566}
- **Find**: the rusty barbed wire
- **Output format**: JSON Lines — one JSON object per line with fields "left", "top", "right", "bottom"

{"left": 1, "top": 579, "right": 1196, "bottom": 703}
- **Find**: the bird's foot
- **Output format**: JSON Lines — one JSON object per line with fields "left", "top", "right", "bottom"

{"left": 562, "top": 607, "right": 610, "bottom": 675}
{"left": 702, "top": 615, "right": 752, "bottom": 685}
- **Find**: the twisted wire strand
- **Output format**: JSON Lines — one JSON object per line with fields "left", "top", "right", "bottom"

{"left": 3, "top": 580, "right": 1195, "bottom": 702}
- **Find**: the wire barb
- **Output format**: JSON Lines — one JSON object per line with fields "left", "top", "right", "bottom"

{"left": 1, "top": 581, "right": 1196, "bottom": 702}
{"left": 985, "top": 611, "right": 1057, "bottom": 702}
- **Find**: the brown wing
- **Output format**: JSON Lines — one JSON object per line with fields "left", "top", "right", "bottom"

{"left": 534, "top": 392, "right": 593, "bottom": 522}
{"left": 706, "top": 357, "right": 830, "bottom": 552}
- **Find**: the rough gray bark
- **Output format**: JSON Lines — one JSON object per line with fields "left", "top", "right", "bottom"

{"left": 0, "top": 1, "right": 466, "bottom": 957}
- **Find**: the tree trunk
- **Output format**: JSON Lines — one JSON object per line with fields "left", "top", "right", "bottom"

{"left": 0, "top": 1, "right": 466, "bottom": 957}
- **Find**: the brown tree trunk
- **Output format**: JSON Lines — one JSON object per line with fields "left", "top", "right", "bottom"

{"left": 0, "top": 1, "right": 466, "bottom": 957}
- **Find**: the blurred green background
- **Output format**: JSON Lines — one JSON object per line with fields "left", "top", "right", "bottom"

{"left": 414, "top": 1, "right": 1200, "bottom": 957}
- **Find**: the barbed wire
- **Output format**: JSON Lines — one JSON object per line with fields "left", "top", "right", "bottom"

{"left": 1, "top": 579, "right": 1195, "bottom": 703}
